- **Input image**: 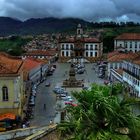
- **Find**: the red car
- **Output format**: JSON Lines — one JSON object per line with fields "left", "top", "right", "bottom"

{"left": 65, "top": 102, "right": 77, "bottom": 107}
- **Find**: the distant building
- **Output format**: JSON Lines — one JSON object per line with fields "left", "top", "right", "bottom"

{"left": 22, "top": 49, "right": 58, "bottom": 63}
{"left": 23, "top": 58, "right": 48, "bottom": 85}
{"left": 0, "top": 53, "right": 24, "bottom": 117}
{"left": 114, "top": 33, "right": 140, "bottom": 52}
{"left": 59, "top": 24, "right": 103, "bottom": 63}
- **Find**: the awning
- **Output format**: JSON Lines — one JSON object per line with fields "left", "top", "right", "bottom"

{"left": 0, "top": 113, "right": 16, "bottom": 121}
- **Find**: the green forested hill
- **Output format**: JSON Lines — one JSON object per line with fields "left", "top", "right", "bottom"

{"left": 0, "top": 36, "right": 31, "bottom": 56}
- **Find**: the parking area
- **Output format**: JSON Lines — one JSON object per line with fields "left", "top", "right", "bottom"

{"left": 30, "top": 62, "right": 105, "bottom": 126}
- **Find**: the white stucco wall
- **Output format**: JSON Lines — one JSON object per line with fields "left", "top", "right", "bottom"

{"left": 115, "top": 40, "right": 140, "bottom": 52}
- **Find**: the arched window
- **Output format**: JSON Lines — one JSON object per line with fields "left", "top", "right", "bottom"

{"left": 66, "top": 44, "right": 69, "bottom": 50}
{"left": 66, "top": 51, "right": 69, "bottom": 56}
{"left": 70, "top": 44, "right": 73, "bottom": 50}
{"left": 2, "top": 86, "right": 8, "bottom": 101}
{"left": 62, "top": 51, "right": 64, "bottom": 56}
{"left": 61, "top": 44, "right": 64, "bottom": 50}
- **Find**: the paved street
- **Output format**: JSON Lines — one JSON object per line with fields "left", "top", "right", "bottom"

{"left": 30, "top": 62, "right": 104, "bottom": 126}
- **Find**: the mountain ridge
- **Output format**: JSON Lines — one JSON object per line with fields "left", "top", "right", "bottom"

{"left": 0, "top": 17, "right": 91, "bottom": 36}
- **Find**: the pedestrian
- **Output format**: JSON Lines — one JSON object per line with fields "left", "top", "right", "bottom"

{"left": 49, "top": 120, "right": 53, "bottom": 125}
{"left": 22, "top": 123, "right": 26, "bottom": 128}
{"left": 26, "top": 121, "right": 30, "bottom": 127}
{"left": 43, "top": 103, "right": 46, "bottom": 110}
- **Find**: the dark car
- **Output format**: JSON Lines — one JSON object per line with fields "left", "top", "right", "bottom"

{"left": 77, "top": 69, "right": 85, "bottom": 74}
{"left": 47, "top": 71, "right": 53, "bottom": 76}
{"left": 98, "top": 74, "right": 105, "bottom": 78}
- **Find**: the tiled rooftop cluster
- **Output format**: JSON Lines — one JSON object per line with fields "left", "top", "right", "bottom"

{"left": 23, "top": 34, "right": 59, "bottom": 51}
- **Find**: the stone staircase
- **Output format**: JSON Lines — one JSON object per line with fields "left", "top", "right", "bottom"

{"left": 58, "top": 57, "right": 71, "bottom": 63}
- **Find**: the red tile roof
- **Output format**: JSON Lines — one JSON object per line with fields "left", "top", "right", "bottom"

{"left": 115, "top": 33, "right": 140, "bottom": 40}
{"left": 0, "top": 53, "right": 23, "bottom": 75}
{"left": 23, "top": 58, "right": 42, "bottom": 72}
{"left": 107, "top": 51, "right": 120, "bottom": 59}
{"left": 133, "top": 59, "right": 140, "bottom": 65}
{"left": 108, "top": 52, "right": 139, "bottom": 62}
{"left": 123, "top": 51, "right": 140, "bottom": 65}
{"left": 59, "top": 37, "right": 101, "bottom": 43}
{"left": 84, "top": 37, "right": 101, "bottom": 43}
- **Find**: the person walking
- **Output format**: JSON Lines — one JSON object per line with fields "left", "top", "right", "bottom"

{"left": 43, "top": 103, "right": 46, "bottom": 110}
{"left": 49, "top": 120, "right": 53, "bottom": 125}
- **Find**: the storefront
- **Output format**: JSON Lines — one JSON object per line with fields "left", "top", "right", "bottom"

{"left": 0, "top": 113, "right": 20, "bottom": 131}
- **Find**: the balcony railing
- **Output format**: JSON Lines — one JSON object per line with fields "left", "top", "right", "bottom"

{"left": 74, "top": 48, "right": 85, "bottom": 51}
{"left": 123, "top": 68, "right": 140, "bottom": 80}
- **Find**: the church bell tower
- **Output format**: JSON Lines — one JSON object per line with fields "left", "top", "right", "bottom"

{"left": 76, "top": 24, "right": 83, "bottom": 38}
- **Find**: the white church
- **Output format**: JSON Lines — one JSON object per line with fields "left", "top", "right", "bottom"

{"left": 59, "top": 24, "right": 103, "bottom": 63}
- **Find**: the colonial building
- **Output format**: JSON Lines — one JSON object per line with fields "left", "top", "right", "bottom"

{"left": 107, "top": 51, "right": 138, "bottom": 79}
{"left": 107, "top": 51, "right": 140, "bottom": 97}
{"left": 114, "top": 33, "right": 140, "bottom": 52}
{"left": 23, "top": 58, "right": 48, "bottom": 85}
{"left": 22, "top": 49, "right": 58, "bottom": 64}
{"left": 123, "top": 59, "right": 140, "bottom": 97}
{"left": 0, "top": 53, "right": 24, "bottom": 117}
{"left": 59, "top": 24, "right": 103, "bottom": 63}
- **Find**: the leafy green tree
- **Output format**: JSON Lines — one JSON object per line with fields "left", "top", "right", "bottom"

{"left": 58, "top": 84, "right": 140, "bottom": 140}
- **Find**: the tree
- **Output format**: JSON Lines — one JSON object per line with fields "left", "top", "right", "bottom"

{"left": 58, "top": 84, "right": 140, "bottom": 140}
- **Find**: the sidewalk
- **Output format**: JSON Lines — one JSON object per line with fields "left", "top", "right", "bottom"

{"left": 54, "top": 111, "right": 61, "bottom": 124}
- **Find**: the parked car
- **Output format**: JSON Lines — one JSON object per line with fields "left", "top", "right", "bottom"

{"left": 53, "top": 64, "right": 56, "bottom": 68}
{"left": 57, "top": 94, "right": 66, "bottom": 97}
{"left": 53, "top": 87, "right": 65, "bottom": 94}
{"left": 63, "top": 96, "right": 73, "bottom": 102}
{"left": 29, "top": 96, "right": 35, "bottom": 106}
{"left": 45, "top": 81, "right": 51, "bottom": 87}
{"left": 65, "top": 101, "right": 77, "bottom": 107}
{"left": 31, "top": 90, "right": 36, "bottom": 96}
{"left": 77, "top": 68, "right": 85, "bottom": 74}
{"left": 82, "top": 86, "right": 88, "bottom": 90}
{"left": 47, "top": 71, "right": 53, "bottom": 76}
{"left": 98, "top": 74, "right": 105, "bottom": 78}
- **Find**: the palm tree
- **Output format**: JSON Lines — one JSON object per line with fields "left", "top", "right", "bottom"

{"left": 58, "top": 84, "right": 140, "bottom": 140}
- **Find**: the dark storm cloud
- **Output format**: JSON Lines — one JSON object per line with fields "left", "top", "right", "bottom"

{"left": 0, "top": 0, "right": 140, "bottom": 22}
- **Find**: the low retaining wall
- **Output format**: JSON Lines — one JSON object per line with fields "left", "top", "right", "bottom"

{"left": 0, "top": 124, "right": 57, "bottom": 140}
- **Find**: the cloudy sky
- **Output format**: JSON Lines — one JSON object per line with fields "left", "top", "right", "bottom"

{"left": 0, "top": 0, "right": 140, "bottom": 22}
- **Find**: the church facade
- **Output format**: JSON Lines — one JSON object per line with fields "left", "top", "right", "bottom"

{"left": 59, "top": 24, "right": 103, "bottom": 63}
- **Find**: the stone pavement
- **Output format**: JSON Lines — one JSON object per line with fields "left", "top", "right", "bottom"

{"left": 30, "top": 63, "right": 105, "bottom": 126}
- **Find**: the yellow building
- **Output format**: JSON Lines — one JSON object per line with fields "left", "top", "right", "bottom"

{"left": 0, "top": 53, "right": 24, "bottom": 118}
